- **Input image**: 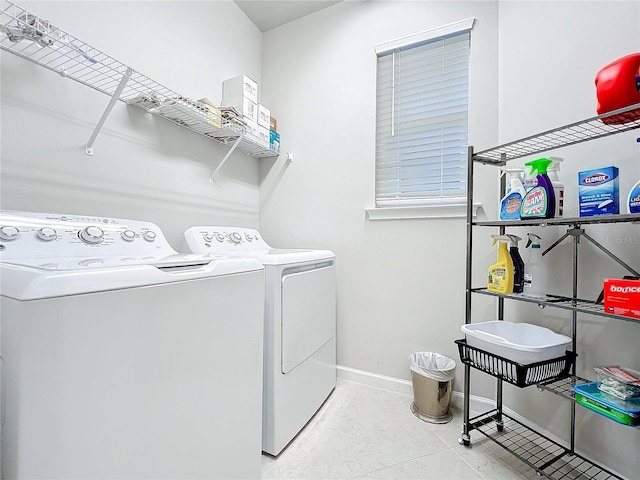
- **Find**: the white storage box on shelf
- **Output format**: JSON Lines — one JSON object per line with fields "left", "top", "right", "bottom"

{"left": 222, "top": 74, "right": 258, "bottom": 103}
{"left": 461, "top": 321, "right": 571, "bottom": 365}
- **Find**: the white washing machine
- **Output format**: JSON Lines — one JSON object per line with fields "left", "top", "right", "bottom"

{"left": 184, "top": 226, "right": 336, "bottom": 456}
{"left": 0, "top": 211, "right": 265, "bottom": 480}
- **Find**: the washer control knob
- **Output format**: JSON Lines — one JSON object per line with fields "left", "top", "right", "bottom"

{"left": 245, "top": 233, "right": 253, "bottom": 242}
{"left": 142, "top": 231, "right": 157, "bottom": 242}
{"left": 121, "top": 230, "right": 136, "bottom": 242}
{"left": 79, "top": 226, "right": 104, "bottom": 244}
{"left": 229, "top": 232, "right": 242, "bottom": 244}
{"left": 0, "top": 225, "right": 20, "bottom": 241}
{"left": 203, "top": 233, "right": 213, "bottom": 242}
{"left": 36, "top": 227, "right": 57, "bottom": 241}
{"left": 79, "top": 258, "right": 104, "bottom": 267}
{"left": 215, "top": 233, "right": 225, "bottom": 242}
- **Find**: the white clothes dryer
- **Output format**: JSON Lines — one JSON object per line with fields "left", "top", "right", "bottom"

{"left": 0, "top": 211, "right": 265, "bottom": 479}
{"left": 184, "top": 226, "right": 336, "bottom": 456}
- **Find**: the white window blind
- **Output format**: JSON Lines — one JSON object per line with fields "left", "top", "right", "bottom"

{"left": 375, "top": 26, "right": 471, "bottom": 207}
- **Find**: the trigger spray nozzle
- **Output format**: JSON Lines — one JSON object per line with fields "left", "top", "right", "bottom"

{"left": 506, "top": 234, "right": 522, "bottom": 247}
{"left": 525, "top": 233, "right": 542, "bottom": 248}
{"left": 491, "top": 234, "right": 512, "bottom": 246}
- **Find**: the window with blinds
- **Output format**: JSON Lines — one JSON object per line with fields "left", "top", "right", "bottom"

{"left": 375, "top": 24, "right": 471, "bottom": 207}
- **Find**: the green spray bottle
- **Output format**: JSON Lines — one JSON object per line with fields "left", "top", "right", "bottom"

{"left": 521, "top": 158, "right": 556, "bottom": 219}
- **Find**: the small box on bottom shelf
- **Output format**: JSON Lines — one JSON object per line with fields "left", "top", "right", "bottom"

{"left": 573, "top": 382, "right": 640, "bottom": 426}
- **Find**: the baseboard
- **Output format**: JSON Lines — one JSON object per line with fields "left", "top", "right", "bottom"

{"left": 337, "top": 364, "right": 414, "bottom": 395}
{"left": 336, "top": 364, "right": 488, "bottom": 412}
{"left": 337, "top": 364, "right": 500, "bottom": 415}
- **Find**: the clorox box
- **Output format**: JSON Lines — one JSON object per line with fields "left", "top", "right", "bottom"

{"left": 578, "top": 166, "right": 619, "bottom": 216}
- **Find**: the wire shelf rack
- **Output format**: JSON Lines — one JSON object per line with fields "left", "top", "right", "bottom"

{"left": 538, "top": 375, "right": 591, "bottom": 400}
{"left": 469, "top": 410, "right": 623, "bottom": 479}
{"left": 0, "top": 0, "right": 279, "bottom": 159}
{"left": 471, "top": 289, "right": 640, "bottom": 325}
{"left": 473, "top": 103, "right": 640, "bottom": 164}
{"left": 474, "top": 213, "right": 640, "bottom": 227}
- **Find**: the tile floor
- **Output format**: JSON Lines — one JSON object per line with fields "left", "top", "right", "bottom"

{"left": 261, "top": 379, "right": 539, "bottom": 480}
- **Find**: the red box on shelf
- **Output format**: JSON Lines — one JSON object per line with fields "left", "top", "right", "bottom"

{"left": 603, "top": 278, "right": 640, "bottom": 319}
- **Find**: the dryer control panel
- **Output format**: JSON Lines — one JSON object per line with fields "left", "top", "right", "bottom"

{"left": 185, "top": 226, "right": 271, "bottom": 253}
{"left": 0, "top": 210, "right": 176, "bottom": 259}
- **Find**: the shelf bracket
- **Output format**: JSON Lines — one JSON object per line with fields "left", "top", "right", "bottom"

{"left": 581, "top": 230, "right": 640, "bottom": 277}
{"left": 543, "top": 226, "right": 640, "bottom": 277}
{"left": 85, "top": 67, "right": 133, "bottom": 156}
{"left": 209, "top": 135, "right": 243, "bottom": 183}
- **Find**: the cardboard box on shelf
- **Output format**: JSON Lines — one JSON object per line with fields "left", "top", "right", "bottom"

{"left": 257, "top": 125, "right": 270, "bottom": 145}
{"left": 270, "top": 116, "right": 277, "bottom": 132}
{"left": 270, "top": 130, "right": 280, "bottom": 151}
{"left": 604, "top": 278, "right": 640, "bottom": 319}
{"left": 258, "top": 104, "right": 270, "bottom": 129}
{"left": 197, "top": 98, "right": 221, "bottom": 128}
{"left": 244, "top": 120, "right": 259, "bottom": 138}
{"left": 223, "top": 95, "right": 257, "bottom": 123}
{"left": 222, "top": 74, "right": 258, "bottom": 104}
{"left": 578, "top": 166, "right": 620, "bottom": 217}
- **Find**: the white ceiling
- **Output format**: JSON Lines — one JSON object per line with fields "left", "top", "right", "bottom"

{"left": 234, "top": 0, "right": 343, "bottom": 32}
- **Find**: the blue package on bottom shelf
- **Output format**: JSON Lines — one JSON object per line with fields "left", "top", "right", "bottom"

{"left": 573, "top": 382, "right": 640, "bottom": 426}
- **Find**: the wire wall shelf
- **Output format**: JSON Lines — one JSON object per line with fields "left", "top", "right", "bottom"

{"left": 0, "top": 0, "right": 279, "bottom": 160}
{"left": 473, "top": 103, "right": 640, "bottom": 164}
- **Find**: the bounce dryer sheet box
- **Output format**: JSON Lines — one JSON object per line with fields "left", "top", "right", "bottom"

{"left": 604, "top": 278, "right": 640, "bottom": 319}
{"left": 578, "top": 166, "right": 619, "bottom": 216}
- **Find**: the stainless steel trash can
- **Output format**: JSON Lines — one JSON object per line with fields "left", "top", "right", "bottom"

{"left": 408, "top": 352, "right": 456, "bottom": 424}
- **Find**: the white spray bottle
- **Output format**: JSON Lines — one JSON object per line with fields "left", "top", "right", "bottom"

{"left": 524, "top": 233, "right": 547, "bottom": 298}
{"left": 499, "top": 167, "right": 526, "bottom": 220}
{"left": 547, "top": 156, "right": 565, "bottom": 217}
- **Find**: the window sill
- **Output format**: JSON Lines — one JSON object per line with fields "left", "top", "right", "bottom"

{"left": 365, "top": 203, "right": 481, "bottom": 220}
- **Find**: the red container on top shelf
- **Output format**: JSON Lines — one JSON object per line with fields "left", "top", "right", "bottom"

{"left": 595, "top": 53, "right": 640, "bottom": 124}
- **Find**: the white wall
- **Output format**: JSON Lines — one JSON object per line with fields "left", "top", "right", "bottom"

{"left": 260, "top": 0, "right": 500, "bottom": 392}
{"left": 1, "top": 0, "right": 263, "bottom": 248}
{"left": 261, "top": 0, "right": 639, "bottom": 477}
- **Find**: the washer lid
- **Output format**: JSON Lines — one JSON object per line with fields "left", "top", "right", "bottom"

{"left": 0, "top": 253, "right": 264, "bottom": 301}
{"left": 245, "top": 249, "right": 335, "bottom": 265}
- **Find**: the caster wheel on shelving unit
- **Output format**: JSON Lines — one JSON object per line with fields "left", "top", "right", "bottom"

{"left": 458, "top": 433, "right": 471, "bottom": 446}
